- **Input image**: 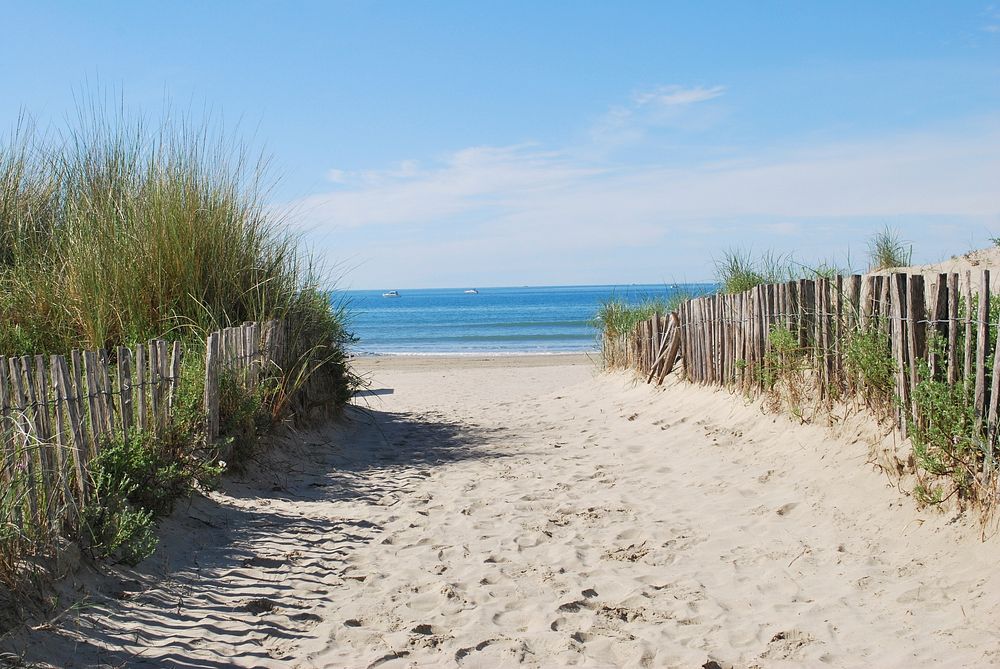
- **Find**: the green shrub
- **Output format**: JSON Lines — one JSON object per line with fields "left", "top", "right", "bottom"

{"left": 909, "top": 370, "right": 980, "bottom": 504}
{"left": 758, "top": 325, "right": 812, "bottom": 417}
{"left": 845, "top": 325, "right": 896, "bottom": 416}
{"left": 218, "top": 374, "right": 279, "bottom": 466}
{"left": 85, "top": 433, "right": 164, "bottom": 565}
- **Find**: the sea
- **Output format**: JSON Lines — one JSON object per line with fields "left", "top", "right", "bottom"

{"left": 339, "top": 284, "right": 716, "bottom": 356}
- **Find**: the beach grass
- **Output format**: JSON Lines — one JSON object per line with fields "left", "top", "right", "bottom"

{"left": 0, "top": 105, "right": 356, "bottom": 580}
{"left": 868, "top": 226, "right": 911, "bottom": 271}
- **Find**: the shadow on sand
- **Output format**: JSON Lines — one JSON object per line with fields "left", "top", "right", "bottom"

{"left": 2, "top": 406, "right": 510, "bottom": 668}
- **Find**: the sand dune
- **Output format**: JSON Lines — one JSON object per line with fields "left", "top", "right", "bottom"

{"left": 8, "top": 355, "right": 1000, "bottom": 667}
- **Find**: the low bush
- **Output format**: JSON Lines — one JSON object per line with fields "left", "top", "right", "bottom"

{"left": 844, "top": 325, "right": 897, "bottom": 418}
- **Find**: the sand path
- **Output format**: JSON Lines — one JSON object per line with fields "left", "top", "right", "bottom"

{"left": 9, "top": 355, "right": 1000, "bottom": 667}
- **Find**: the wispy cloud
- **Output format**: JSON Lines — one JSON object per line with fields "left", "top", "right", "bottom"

{"left": 632, "top": 85, "right": 726, "bottom": 108}
{"left": 291, "top": 119, "right": 1000, "bottom": 287}
{"left": 984, "top": 4, "right": 1000, "bottom": 32}
{"left": 589, "top": 84, "right": 727, "bottom": 148}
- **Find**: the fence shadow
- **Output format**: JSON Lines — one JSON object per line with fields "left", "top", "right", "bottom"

{"left": 224, "top": 404, "right": 513, "bottom": 505}
{"left": 2, "top": 405, "right": 511, "bottom": 668}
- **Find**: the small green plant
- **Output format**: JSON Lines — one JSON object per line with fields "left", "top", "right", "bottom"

{"left": 868, "top": 226, "right": 912, "bottom": 271}
{"left": 844, "top": 325, "right": 896, "bottom": 417}
{"left": 84, "top": 424, "right": 225, "bottom": 565}
{"left": 907, "top": 333, "right": 984, "bottom": 505}
{"left": 914, "top": 483, "right": 946, "bottom": 507}
{"left": 758, "top": 325, "right": 814, "bottom": 415}
{"left": 85, "top": 434, "right": 161, "bottom": 565}
{"left": 218, "top": 373, "right": 279, "bottom": 466}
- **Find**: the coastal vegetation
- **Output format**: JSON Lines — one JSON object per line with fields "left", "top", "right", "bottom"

{"left": 714, "top": 248, "right": 850, "bottom": 295}
{"left": 0, "top": 108, "right": 355, "bottom": 589}
{"left": 599, "top": 229, "right": 1000, "bottom": 517}
{"left": 867, "top": 227, "right": 912, "bottom": 271}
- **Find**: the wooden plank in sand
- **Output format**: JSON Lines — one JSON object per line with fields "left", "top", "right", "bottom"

{"left": 847, "top": 274, "right": 862, "bottom": 334}
{"left": 149, "top": 341, "right": 161, "bottom": 431}
{"left": 758, "top": 285, "right": 768, "bottom": 390}
{"left": 135, "top": 345, "right": 147, "bottom": 433}
{"left": 32, "top": 354, "right": 58, "bottom": 530}
{"left": 906, "top": 275, "right": 926, "bottom": 424}
{"left": 975, "top": 270, "right": 990, "bottom": 433}
{"left": 8, "top": 357, "right": 39, "bottom": 526}
{"left": 988, "top": 301, "right": 1000, "bottom": 446}
{"left": 82, "top": 351, "right": 102, "bottom": 448}
{"left": 168, "top": 341, "right": 182, "bottom": 414}
{"left": 98, "top": 351, "right": 114, "bottom": 444}
{"left": 964, "top": 270, "right": 974, "bottom": 393}
{"left": 658, "top": 313, "right": 683, "bottom": 382}
{"left": 117, "top": 346, "right": 133, "bottom": 438}
{"left": 23, "top": 355, "right": 55, "bottom": 531}
{"left": 889, "top": 273, "right": 909, "bottom": 438}
{"left": 205, "top": 332, "right": 221, "bottom": 441}
{"left": 157, "top": 340, "right": 169, "bottom": 428}
{"left": 647, "top": 319, "right": 672, "bottom": 384}
{"left": 49, "top": 355, "right": 73, "bottom": 516}
{"left": 860, "top": 276, "right": 874, "bottom": 331}
{"left": 947, "top": 273, "right": 960, "bottom": 386}
{"left": 0, "top": 360, "right": 10, "bottom": 483}
{"left": 928, "top": 274, "right": 949, "bottom": 381}
{"left": 50, "top": 355, "right": 74, "bottom": 526}
{"left": 58, "top": 356, "right": 88, "bottom": 504}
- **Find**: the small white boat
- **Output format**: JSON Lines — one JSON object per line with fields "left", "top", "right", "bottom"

{"left": 464, "top": 289, "right": 479, "bottom": 294}
{"left": 382, "top": 290, "right": 400, "bottom": 298}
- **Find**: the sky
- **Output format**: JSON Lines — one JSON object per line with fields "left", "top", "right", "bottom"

{"left": 1, "top": 1, "right": 999, "bottom": 289}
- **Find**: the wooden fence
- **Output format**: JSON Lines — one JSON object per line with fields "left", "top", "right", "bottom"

{"left": 204, "top": 320, "right": 286, "bottom": 441}
{"left": 624, "top": 269, "right": 997, "bottom": 441}
{"left": 0, "top": 320, "right": 286, "bottom": 549}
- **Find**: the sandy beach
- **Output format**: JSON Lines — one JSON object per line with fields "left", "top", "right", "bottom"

{"left": 9, "top": 354, "right": 1000, "bottom": 667}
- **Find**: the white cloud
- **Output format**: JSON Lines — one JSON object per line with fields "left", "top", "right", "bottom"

{"left": 296, "top": 122, "right": 1000, "bottom": 231}
{"left": 586, "top": 83, "right": 727, "bottom": 149}
{"left": 291, "top": 118, "right": 1000, "bottom": 287}
{"left": 632, "top": 85, "right": 726, "bottom": 108}
{"left": 291, "top": 145, "right": 604, "bottom": 230}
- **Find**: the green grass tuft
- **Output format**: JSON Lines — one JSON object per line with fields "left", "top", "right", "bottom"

{"left": 868, "top": 226, "right": 912, "bottom": 271}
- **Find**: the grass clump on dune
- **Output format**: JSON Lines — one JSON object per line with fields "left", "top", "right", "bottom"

{"left": 714, "top": 249, "right": 792, "bottom": 294}
{"left": 714, "top": 248, "right": 853, "bottom": 295}
{"left": 596, "top": 297, "right": 667, "bottom": 340}
{"left": 0, "top": 105, "right": 357, "bottom": 576}
{"left": 868, "top": 226, "right": 911, "bottom": 271}
{"left": 0, "top": 106, "right": 354, "bottom": 404}
{"left": 596, "top": 296, "right": 672, "bottom": 369}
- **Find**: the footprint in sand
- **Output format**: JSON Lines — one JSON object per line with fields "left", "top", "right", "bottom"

{"left": 776, "top": 502, "right": 798, "bottom": 516}
{"left": 759, "top": 629, "right": 816, "bottom": 661}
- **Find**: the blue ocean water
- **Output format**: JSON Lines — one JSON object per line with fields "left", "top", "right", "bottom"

{"left": 339, "top": 284, "right": 715, "bottom": 355}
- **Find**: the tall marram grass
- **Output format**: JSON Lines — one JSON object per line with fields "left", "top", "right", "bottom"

{"left": 597, "top": 297, "right": 669, "bottom": 369}
{"left": 0, "top": 109, "right": 354, "bottom": 407}
{"left": 715, "top": 248, "right": 852, "bottom": 295}
{"left": 868, "top": 226, "right": 911, "bottom": 271}
{"left": 0, "top": 107, "right": 356, "bottom": 594}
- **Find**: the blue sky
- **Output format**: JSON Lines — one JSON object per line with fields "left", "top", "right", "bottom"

{"left": 2, "top": 1, "right": 999, "bottom": 288}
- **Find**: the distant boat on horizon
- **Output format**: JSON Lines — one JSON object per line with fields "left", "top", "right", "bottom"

{"left": 464, "top": 289, "right": 479, "bottom": 294}
{"left": 382, "top": 290, "right": 400, "bottom": 298}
